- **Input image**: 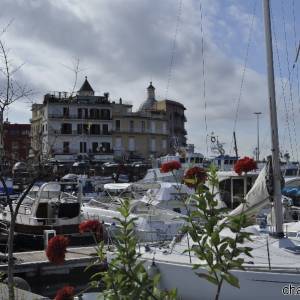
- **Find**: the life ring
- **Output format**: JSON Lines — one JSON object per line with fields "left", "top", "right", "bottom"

{"left": 211, "top": 136, "right": 216, "bottom": 143}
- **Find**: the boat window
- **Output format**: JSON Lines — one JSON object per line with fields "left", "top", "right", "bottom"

{"left": 195, "top": 158, "right": 200, "bottom": 163}
{"left": 58, "top": 203, "right": 80, "bottom": 218}
{"left": 224, "top": 160, "right": 229, "bottom": 164}
{"left": 36, "top": 203, "right": 48, "bottom": 219}
{"left": 232, "top": 179, "right": 245, "bottom": 209}
{"left": 285, "top": 169, "right": 298, "bottom": 176}
{"left": 173, "top": 208, "right": 181, "bottom": 213}
{"left": 219, "top": 179, "right": 231, "bottom": 208}
{"left": 180, "top": 158, "right": 185, "bottom": 163}
{"left": 190, "top": 157, "right": 195, "bottom": 163}
{"left": 40, "top": 191, "right": 60, "bottom": 199}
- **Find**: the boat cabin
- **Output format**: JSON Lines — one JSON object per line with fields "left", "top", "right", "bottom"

{"left": 216, "top": 171, "right": 259, "bottom": 209}
{"left": 212, "top": 155, "right": 239, "bottom": 171}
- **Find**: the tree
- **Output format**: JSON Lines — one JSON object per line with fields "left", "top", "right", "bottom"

{"left": 182, "top": 165, "right": 253, "bottom": 300}
{"left": 93, "top": 199, "right": 177, "bottom": 300}
{"left": 0, "top": 23, "right": 33, "bottom": 164}
{"left": 0, "top": 176, "right": 37, "bottom": 300}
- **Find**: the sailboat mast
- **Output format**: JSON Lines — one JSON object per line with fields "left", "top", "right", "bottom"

{"left": 262, "top": 0, "right": 284, "bottom": 237}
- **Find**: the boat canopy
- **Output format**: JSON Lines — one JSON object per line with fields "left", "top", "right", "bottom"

{"left": 141, "top": 182, "right": 194, "bottom": 204}
{"left": 104, "top": 183, "right": 132, "bottom": 191}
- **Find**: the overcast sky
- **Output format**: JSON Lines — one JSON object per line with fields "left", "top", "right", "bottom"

{"left": 0, "top": 0, "right": 300, "bottom": 161}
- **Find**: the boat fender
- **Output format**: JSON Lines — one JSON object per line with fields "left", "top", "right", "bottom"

{"left": 4, "top": 276, "right": 31, "bottom": 291}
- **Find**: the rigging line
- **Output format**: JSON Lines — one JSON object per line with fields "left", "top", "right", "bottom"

{"left": 271, "top": 5, "right": 294, "bottom": 160}
{"left": 165, "top": 0, "right": 183, "bottom": 100}
{"left": 199, "top": 1, "right": 208, "bottom": 156}
{"left": 230, "top": 0, "right": 257, "bottom": 155}
{"left": 292, "top": 0, "right": 300, "bottom": 115}
{"left": 281, "top": 0, "right": 299, "bottom": 162}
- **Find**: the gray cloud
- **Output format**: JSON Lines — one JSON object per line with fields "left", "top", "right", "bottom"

{"left": 0, "top": 0, "right": 298, "bottom": 159}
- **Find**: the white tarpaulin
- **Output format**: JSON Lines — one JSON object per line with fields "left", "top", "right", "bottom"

{"left": 224, "top": 165, "right": 270, "bottom": 220}
{"left": 104, "top": 183, "right": 132, "bottom": 191}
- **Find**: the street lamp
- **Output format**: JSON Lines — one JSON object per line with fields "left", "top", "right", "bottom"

{"left": 254, "top": 112, "right": 262, "bottom": 161}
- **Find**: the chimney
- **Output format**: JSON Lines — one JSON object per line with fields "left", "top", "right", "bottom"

{"left": 119, "top": 98, "right": 123, "bottom": 104}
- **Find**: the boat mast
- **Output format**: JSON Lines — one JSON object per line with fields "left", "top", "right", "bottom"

{"left": 263, "top": 0, "right": 284, "bottom": 237}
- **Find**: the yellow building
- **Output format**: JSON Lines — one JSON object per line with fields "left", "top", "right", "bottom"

{"left": 112, "top": 100, "right": 169, "bottom": 160}
{"left": 111, "top": 82, "right": 187, "bottom": 160}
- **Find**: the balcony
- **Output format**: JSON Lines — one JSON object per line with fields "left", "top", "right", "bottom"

{"left": 48, "top": 114, "right": 112, "bottom": 121}
{"left": 112, "top": 128, "right": 169, "bottom": 135}
{"left": 49, "top": 129, "right": 112, "bottom": 136}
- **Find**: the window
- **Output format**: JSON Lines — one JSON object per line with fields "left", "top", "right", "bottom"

{"left": 80, "top": 142, "right": 87, "bottom": 153}
{"left": 77, "top": 124, "right": 89, "bottom": 134}
{"left": 151, "top": 138, "right": 156, "bottom": 152}
{"left": 78, "top": 108, "right": 82, "bottom": 118}
{"left": 61, "top": 123, "right": 72, "bottom": 134}
{"left": 102, "top": 124, "right": 109, "bottom": 135}
{"left": 115, "top": 120, "right": 120, "bottom": 132}
{"left": 101, "top": 109, "right": 110, "bottom": 120}
{"left": 129, "top": 137, "right": 135, "bottom": 151}
{"left": 101, "top": 142, "right": 111, "bottom": 153}
{"left": 90, "top": 108, "right": 100, "bottom": 119}
{"left": 151, "top": 121, "right": 155, "bottom": 133}
{"left": 84, "top": 108, "right": 88, "bottom": 118}
{"left": 162, "top": 122, "right": 167, "bottom": 134}
{"left": 141, "top": 121, "right": 145, "bottom": 132}
{"left": 63, "top": 142, "right": 69, "bottom": 154}
{"left": 92, "top": 142, "right": 98, "bottom": 153}
{"left": 130, "top": 120, "right": 134, "bottom": 132}
{"left": 90, "top": 124, "right": 100, "bottom": 135}
{"left": 115, "top": 137, "right": 122, "bottom": 149}
{"left": 63, "top": 107, "right": 69, "bottom": 117}
{"left": 162, "top": 139, "right": 167, "bottom": 149}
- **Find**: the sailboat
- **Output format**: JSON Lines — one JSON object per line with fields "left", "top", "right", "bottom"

{"left": 131, "top": 1, "right": 300, "bottom": 299}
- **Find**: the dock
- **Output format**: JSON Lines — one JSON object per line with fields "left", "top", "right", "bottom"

{"left": 0, "top": 246, "right": 101, "bottom": 274}
{"left": 0, "top": 246, "right": 105, "bottom": 298}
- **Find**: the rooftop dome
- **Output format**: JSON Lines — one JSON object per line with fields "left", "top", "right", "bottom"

{"left": 139, "top": 82, "right": 157, "bottom": 111}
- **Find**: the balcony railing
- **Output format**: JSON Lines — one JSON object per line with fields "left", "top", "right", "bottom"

{"left": 49, "top": 129, "right": 112, "bottom": 135}
{"left": 48, "top": 114, "right": 112, "bottom": 120}
{"left": 53, "top": 150, "right": 114, "bottom": 155}
{"left": 112, "top": 128, "right": 169, "bottom": 135}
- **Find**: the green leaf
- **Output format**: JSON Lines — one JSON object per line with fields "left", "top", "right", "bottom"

{"left": 221, "top": 272, "right": 240, "bottom": 288}
{"left": 196, "top": 272, "right": 218, "bottom": 285}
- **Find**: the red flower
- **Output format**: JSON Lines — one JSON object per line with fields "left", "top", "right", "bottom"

{"left": 54, "top": 285, "right": 75, "bottom": 300}
{"left": 160, "top": 160, "right": 181, "bottom": 173}
{"left": 184, "top": 167, "right": 207, "bottom": 188}
{"left": 46, "top": 235, "right": 69, "bottom": 265}
{"left": 79, "top": 220, "right": 103, "bottom": 239}
{"left": 234, "top": 157, "right": 257, "bottom": 175}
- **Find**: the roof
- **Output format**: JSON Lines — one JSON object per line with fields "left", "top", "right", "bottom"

{"left": 78, "top": 76, "right": 94, "bottom": 93}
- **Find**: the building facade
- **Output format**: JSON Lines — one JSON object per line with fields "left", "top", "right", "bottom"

{"left": 3, "top": 122, "right": 31, "bottom": 163}
{"left": 31, "top": 78, "right": 113, "bottom": 163}
{"left": 154, "top": 99, "right": 187, "bottom": 148}
{"left": 112, "top": 99, "right": 169, "bottom": 160}
{"left": 111, "top": 82, "right": 187, "bottom": 160}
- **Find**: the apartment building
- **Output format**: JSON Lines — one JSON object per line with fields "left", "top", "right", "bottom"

{"left": 31, "top": 77, "right": 113, "bottom": 162}
{"left": 112, "top": 98, "right": 169, "bottom": 160}
{"left": 3, "top": 121, "right": 31, "bottom": 164}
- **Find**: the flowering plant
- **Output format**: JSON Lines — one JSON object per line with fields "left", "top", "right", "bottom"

{"left": 54, "top": 285, "right": 75, "bottom": 300}
{"left": 46, "top": 235, "right": 69, "bottom": 265}
{"left": 160, "top": 160, "right": 181, "bottom": 173}
{"left": 184, "top": 166, "right": 207, "bottom": 188}
{"left": 79, "top": 219, "right": 103, "bottom": 240}
{"left": 234, "top": 157, "right": 257, "bottom": 175}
